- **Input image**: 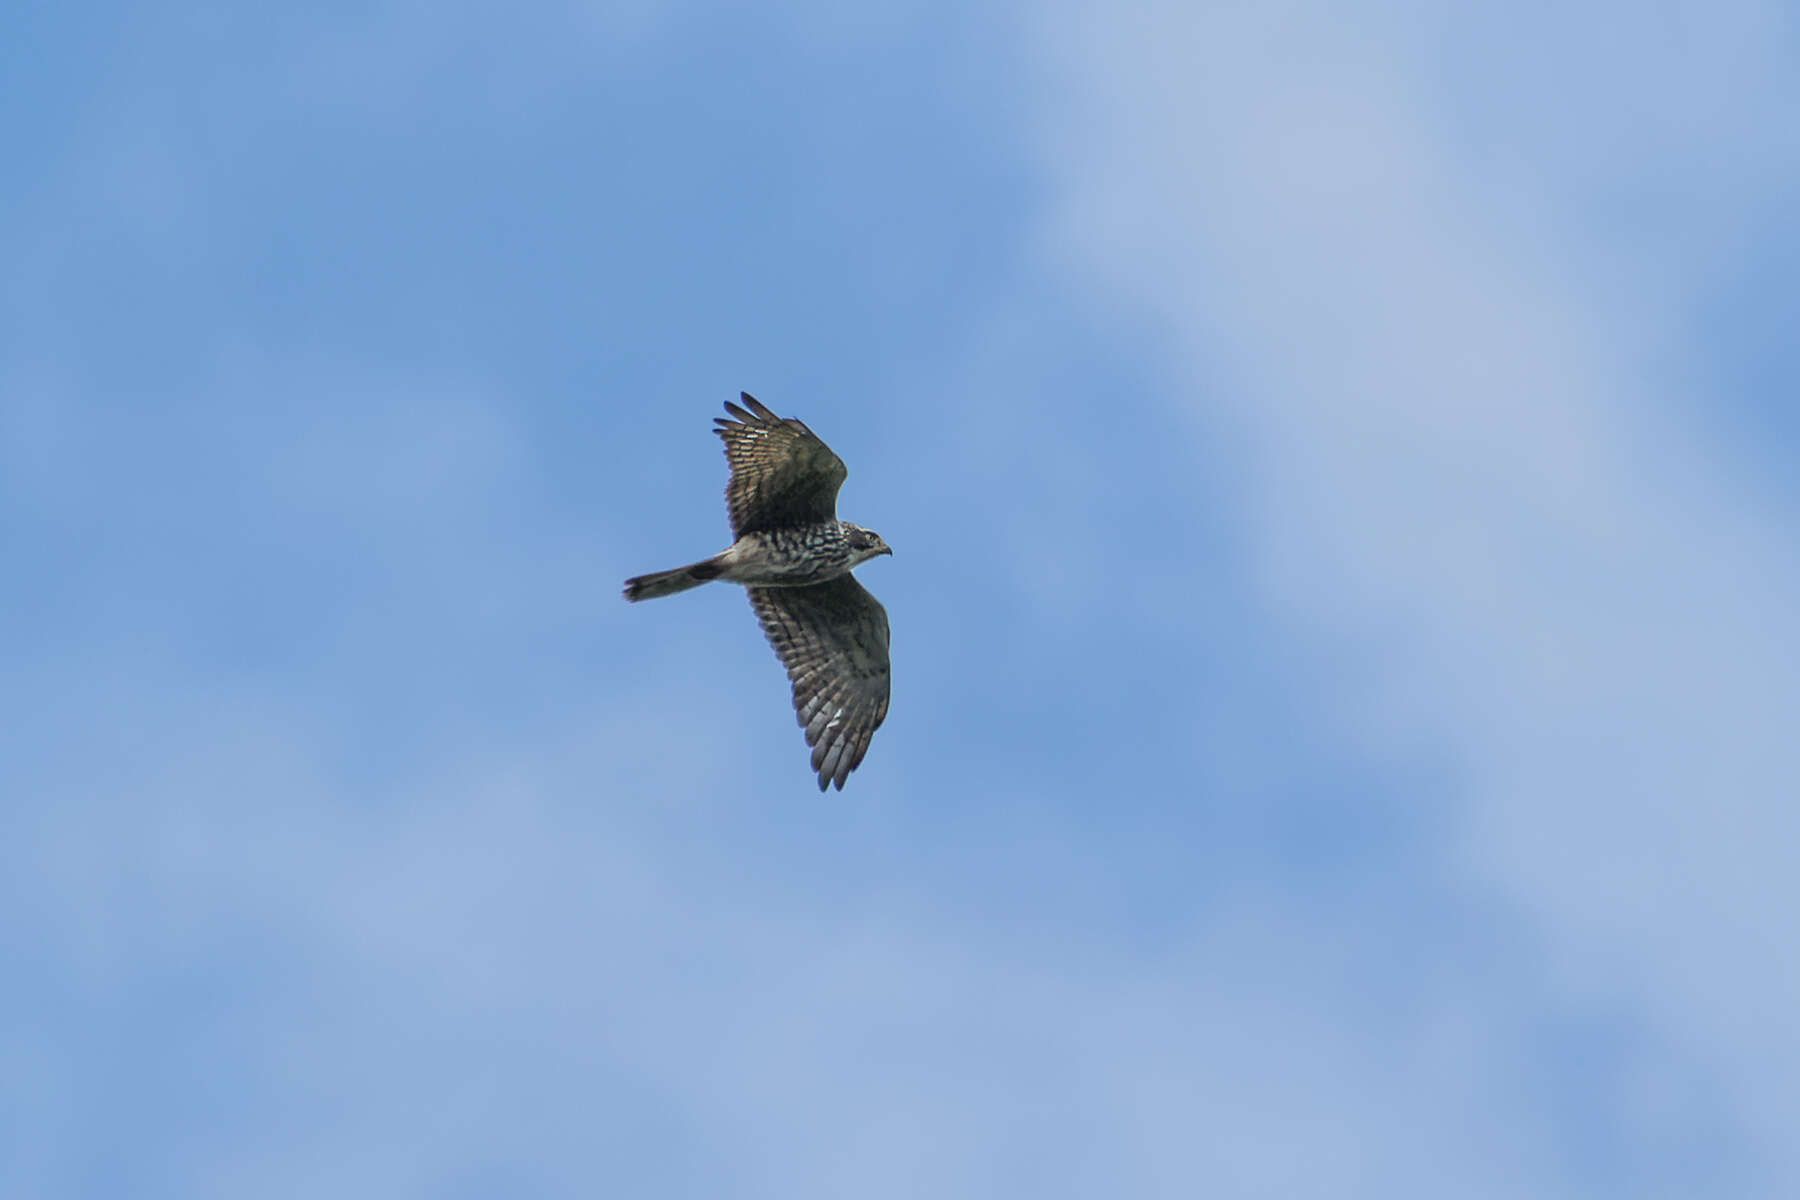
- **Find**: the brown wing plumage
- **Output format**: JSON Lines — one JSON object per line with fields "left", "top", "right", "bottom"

{"left": 748, "top": 576, "right": 891, "bottom": 791}
{"left": 714, "top": 393, "right": 848, "bottom": 535}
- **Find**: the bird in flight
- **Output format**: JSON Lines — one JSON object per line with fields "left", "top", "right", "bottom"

{"left": 624, "top": 394, "right": 893, "bottom": 791}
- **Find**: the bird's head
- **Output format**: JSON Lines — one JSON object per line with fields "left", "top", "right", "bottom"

{"left": 845, "top": 523, "right": 893, "bottom": 565}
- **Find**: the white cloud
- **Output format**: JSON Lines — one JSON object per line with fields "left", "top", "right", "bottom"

{"left": 12, "top": 2, "right": 1798, "bottom": 1194}
{"left": 1030, "top": 0, "right": 1800, "bottom": 1186}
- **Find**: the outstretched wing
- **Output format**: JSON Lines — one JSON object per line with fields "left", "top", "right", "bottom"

{"left": 714, "top": 393, "right": 848, "bottom": 535}
{"left": 748, "top": 576, "right": 891, "bottom": 791}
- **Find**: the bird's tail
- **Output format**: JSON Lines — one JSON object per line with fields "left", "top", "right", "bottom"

{"left": 622, "top": 557, "right": 725, "bottom": 602}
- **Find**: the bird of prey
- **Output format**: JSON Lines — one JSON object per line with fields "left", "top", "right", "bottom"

{"left": 623, "top": 394, "right": 893, "bottom": 791}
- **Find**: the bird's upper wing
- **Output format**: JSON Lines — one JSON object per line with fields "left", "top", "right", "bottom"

{"left": 748, "top": 575, "right": 891, "bottom": 791}
{"left": 714, "top": 393, "right": 848, "bottom": 534}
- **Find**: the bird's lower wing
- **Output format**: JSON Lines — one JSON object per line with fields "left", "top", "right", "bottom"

{"left": 748, "top": 576, "right": 891, "bottom": 791}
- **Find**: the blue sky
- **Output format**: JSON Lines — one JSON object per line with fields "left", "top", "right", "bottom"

{"left": 5, "top": 1, "right": 1799, "bottom": 1196}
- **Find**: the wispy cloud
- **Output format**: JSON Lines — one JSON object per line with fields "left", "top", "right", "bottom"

{"left": 1032, "top": 0, "right": 1800, "bottom": 1187}
{"left": 8, "top": 2, "right": 1798, "bottom": 1196}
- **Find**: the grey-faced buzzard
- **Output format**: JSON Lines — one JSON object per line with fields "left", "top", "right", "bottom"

{"left": 623, "top": 394, "right": 892, "bottom": 791}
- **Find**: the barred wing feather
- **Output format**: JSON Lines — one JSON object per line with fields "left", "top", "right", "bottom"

{"left": 714, "top": 393, "right": 848, "bottom": 534}
{"left": 748, "top": 576, "right": 891, "bottom": 791}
